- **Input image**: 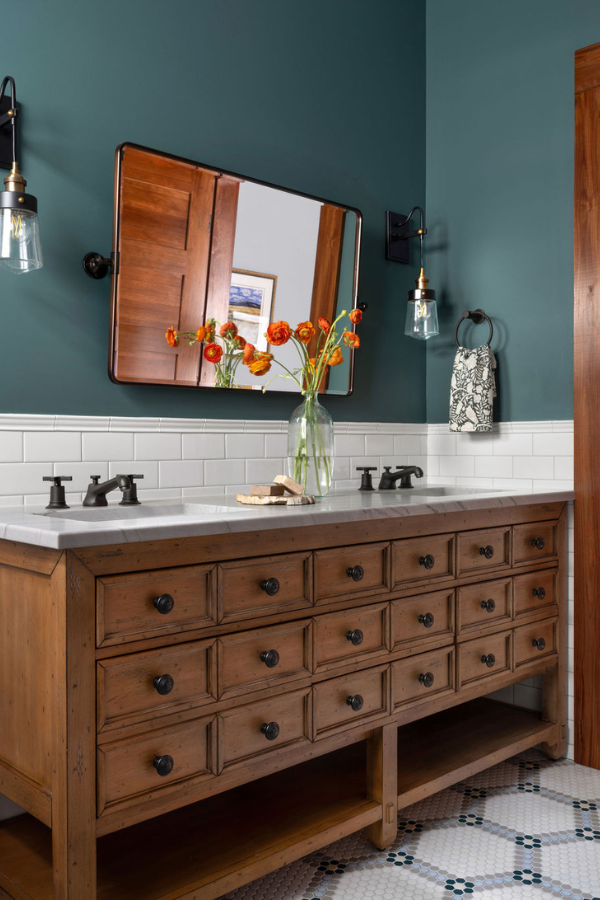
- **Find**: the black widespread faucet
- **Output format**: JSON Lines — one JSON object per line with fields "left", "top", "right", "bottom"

{"left": 378, "top": 465, "right": 424, "bottom": 490}
{"left": 83, "top": 474, "right": 144, "bottom": 507}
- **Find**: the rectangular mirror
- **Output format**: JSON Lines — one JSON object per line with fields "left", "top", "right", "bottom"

{"left": 108, "top": 143, "right": 362, "bottom": 394}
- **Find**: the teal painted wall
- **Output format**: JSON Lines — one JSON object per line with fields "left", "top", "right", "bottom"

{"left": 0, "top": 0, "right": 426, "bottom": 422}
{"left": 425, "top": 0, "right": 600, "bottom": 423}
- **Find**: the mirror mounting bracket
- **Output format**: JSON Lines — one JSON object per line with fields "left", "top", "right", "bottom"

{"left": 83, "top": 250, "right": 119, "bottom": 280}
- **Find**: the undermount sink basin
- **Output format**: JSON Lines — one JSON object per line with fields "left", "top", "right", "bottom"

{"left": 35, "top": 502, "right": 255, "bottom": 522}
{"left": 405, "top": 486, "right": 502, "bottom": 497}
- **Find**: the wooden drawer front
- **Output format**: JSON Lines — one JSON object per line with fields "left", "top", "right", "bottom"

{"left": 313, "top": 602, "right": 388, "bottom": 672}
{"left": 218, "top": 688, "right": 311, "bottom": 771}
{"left": 456, "top": 527, "right": 510, "bottom": 576}
{"left": 97, "top": 640, "right": 216, "bottom": 731}
{"left": 391, "top": 590, "right": 455, "bottom": 651}
{"left": 514, "top": 618, "right": 558, "bottom": 668}
{"left": 514, "top": 570, "right": 557, "bottom": 617}
{"left": 314, "top": 542, "right": 390, "bottom": 604}
{"left": 218, "top": 552, "right": 312, "bottom": 623}
{"left": 217, "top": 621, "right": 311, "bottom": 699}
{"left": 458, "top": 630, "right": 512, "bottom": 688}
{"left": 513, "top": 521, "right": 557, "bottom": 565}
{"left": 457, "top": 578, "right": 512, "bottom": 635}
{"left": 97, "top": 716, "right": 215, "bottom": 814}
{"left": 312, "top": 664, "right": 390, "bottom": 739}
{"left": 97, "top": 564, "right": 217, "bottom": 648}
{"left": 391, "top": 646, "right": 455, "bottom": 711}
{"left": 391, "top": 534, "right": 455, "bottom": 589}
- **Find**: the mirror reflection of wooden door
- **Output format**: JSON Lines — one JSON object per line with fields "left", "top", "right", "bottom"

{"left": 113, "top": 146, "right": 238, "bottom": 386}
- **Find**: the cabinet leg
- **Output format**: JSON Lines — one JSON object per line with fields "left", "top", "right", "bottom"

{"left": 364, "top": 724, "right": 398, "bottom": 850}
{"left": 541, "top": 505, "right": 568, "bottom": 761}
{"left": 51, "top": 553, "right": 98, "bottom": 898}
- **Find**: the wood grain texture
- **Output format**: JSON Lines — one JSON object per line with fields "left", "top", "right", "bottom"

{"left": 312, "top": 602, "right": 388, "bottom": 672}
{"left": 391, "top": 589, "right": 455, "bottom": 652}
{"left": 217, "top": 620, "right": 311, "bottom": 699}
{"left": 541, "top": 504, "right": 568, "bottom": 759}
{"left": 456, "top": 526, "right": 510, "bottom": 576}
{"left": 218, "top": 551, "right": 312, "bottom": 623}
{"left": 51, "top": 552, "right": 97, "bottom": 898}
{"left": 314, "top": 541, "right": 391, "bottom": 603}
{"left": 457, "top": 629, "right": 512, "bottom": 690}
{"left": 456, "top": 578, "right": 512, "bottom": 636}
{"left": 391, "top": 533, "right": 455, "bottom": 589}
{"left": 391, "top": 646, "right": 455, "bottom": 712}
{"left": 365, "top": 723, "right": 398, "bottom": 850}
{"left": 307, "top": 203, "right": 345, "bottom": 373}
{"left": 575, "top": 57, "right": 600, "bottom": 768}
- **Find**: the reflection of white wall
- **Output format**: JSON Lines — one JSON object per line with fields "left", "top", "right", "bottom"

{"left": 232, "top": 181, "right": 321, "bottom": 393}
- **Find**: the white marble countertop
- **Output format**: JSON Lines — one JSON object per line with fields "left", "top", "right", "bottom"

{"left": 0, "top": 485, "right": 575, "bottom": 550}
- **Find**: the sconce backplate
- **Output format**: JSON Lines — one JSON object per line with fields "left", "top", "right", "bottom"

{"left": 0, "top": 95, "right": 13, "bottom": 170}
{"left": 385, "top": 210, "right": 410, "bottom": 263}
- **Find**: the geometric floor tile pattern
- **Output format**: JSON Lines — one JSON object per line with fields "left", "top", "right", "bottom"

{"left": 224, "top": 751, "right": 600, "bottom": 900}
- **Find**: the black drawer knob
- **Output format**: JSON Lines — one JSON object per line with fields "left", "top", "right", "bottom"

{"left": 481, "top": 598, "right": 496, "bottom": 613}
{"left": 346, "top": 694, "right": 364, "bottom": 712}
{"left": 261, "top": 721, "right": 280, "bottom": 741}
{"left": 531, "top": 537, "right": 546, "bottom": 550}
{"left": 418, "top": 612, "right": 435, "bottom": 628}
{"left": 532, "top": 586, "right": 547, "bottom": 600}
{"left": 419, "top": 671, "right": 435, "bottom": 688}
{"left": 153, "top": 754, "right": 174, "bottom": 777}
{"left": 479, "top": 545, "right": 494, "bottom": 559}
{"left": 153, "top": 674, "right": 174, "bottom": 695}
{"left": 260, "top": 649, "right": 280, "bottom": 668}
{"left": 346, "top": 629, "right": 364, "bottom": 646}
{"left": 260, "top": 577, "right": 280, "bottom": 596}
{"left": 347, "top": 565, "right": 365, "bottom": 582}
{"left": 481, "top": 653, "right": 496, "bottom": 668}
{"left": 153, "top": 593, "right": 175, "bottom": 615}
{"left": 419, "top": 554, "right": 435, "bottom": 570}
{"left": 532, "top": 637, "right": 546, "bottom": 651}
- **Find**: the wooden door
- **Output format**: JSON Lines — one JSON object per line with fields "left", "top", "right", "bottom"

{"left": 112, "top": 146, "right": 226, "bottom": 386}
{"left": 575, "top": 42, "right": 600, "bottom": 768}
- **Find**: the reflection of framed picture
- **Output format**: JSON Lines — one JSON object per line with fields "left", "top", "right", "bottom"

{"left": 228, "top": 269, "right": 277, "bottom": 352}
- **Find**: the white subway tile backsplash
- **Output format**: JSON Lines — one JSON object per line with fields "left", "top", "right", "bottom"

{"left": 334, "top": 434, "right": 365, "bottom": 457}
{"left": 204, "top": 459, "right": 245, "bottom": 486}
{"left": 493, "top": 432, "right": 533, "bottom": 456}
{"left": 159, "top": 460, "right": 204, "bottom": 489}
{"left": 226, "top": 433, "right": 264, "bottom": 459}
{"left": 0, "top": 432, "right": 23, "bottom": 462}
{"left": 135, "top": 433, "right": 181, "bottom": 461}
{"left": 366, "top": 434, "right": 394, "bottom": 456}
{"left": 533, "top": 432, "right": 574, "bottom": 456}
{"left": 554, "top": 455, "right": 574, "bottom": 481}
{"left": 24, "top": 432, "right": 81, "bottom": 463}
{"left": 82, "top": 432, "right": 134, "bottom": 461}
{"left": 474, "top": 456, "right": 513, "bottom": 479}
{"left": 265, "top": 433, "right": 288, "bottom": 458}
{"left": 426, "top": 433, "right": 457, "bottom": 457}
{"left": 246, "top": 458, "right": 283, "bottom": 484}
{"left": 439, "top": 455, "right": 474, "bottom": 477}
{"left": 182, "top": 433, "right": 225, "bottom": 460}
{"left": 456, "top": 433, "right": 495, "bottom": 456}
{"left": 108, "top": 461, "right": 159, "bottom": 490}
{"left": 512, "top": 455, "right": 554, "bottom": 480}
{"left": 0, "top": 462, "right": 51, "bottom": 495}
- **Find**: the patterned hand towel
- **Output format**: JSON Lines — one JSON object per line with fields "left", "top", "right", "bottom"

{"left": 449, "top": 344, "right": 497, "bottom": 432}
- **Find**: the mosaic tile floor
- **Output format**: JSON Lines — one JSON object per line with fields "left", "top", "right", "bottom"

{"left": 224, "top": 752, "right": 600, "bottom": 900}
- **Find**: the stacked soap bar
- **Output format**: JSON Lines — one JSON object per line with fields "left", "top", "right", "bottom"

{"left": 236, "top": 476, "right": 316, "bottom": 506}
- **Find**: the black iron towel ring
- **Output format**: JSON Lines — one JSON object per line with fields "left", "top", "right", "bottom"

{"left": 454, "top": 309, "right": 494, "bottom": 348}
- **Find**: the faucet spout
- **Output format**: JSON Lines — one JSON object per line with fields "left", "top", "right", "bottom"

{"left": 83, "top": 474, "right": 132, "bottom": 507}
{"left": 378, "top": 465, "right": 424, "bottom": 490}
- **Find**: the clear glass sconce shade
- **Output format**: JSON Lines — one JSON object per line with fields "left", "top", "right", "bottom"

{"left": 404, "top": 298, "right": 440, "bottom": 340}
{"left": 0, "top": 206, "right": 43, "bottom": 273}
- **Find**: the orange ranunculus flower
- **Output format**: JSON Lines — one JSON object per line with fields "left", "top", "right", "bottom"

{"left": 318, "top": 317, "right": 331, "bottom": 334}
{"left": 242, "top": 342, "right": 256, "bottom": 365}
{"left": 266, "top": 320, "right": 292, "bottom": 345}
{"left": 295, "top": 321, "right": 315, "bottom": 344}
{"left": 203, "top": 343, "right": 223, "bottom": 363}
{"left": 343, "top": 331, "right": 360, "bottom": 348}
{"left": 349, "top": 309, "right": 363, "bottom": 324}
{"left": 326, "top": 347, "right": 344, "bottom": 367}
{"left": 165, "top": 326, "right": 180, "bottom": 348}
{"left": 220, "top": 321, "right": 238, "bottom": 339}
{"left": 234, "top": 335, "right": 247, "bottom": 350}
{"left": 195, "top": 325, "right": 206, "bottom": 342}
{"left": 248, "top": 353, "right": 273, "bottom": 376}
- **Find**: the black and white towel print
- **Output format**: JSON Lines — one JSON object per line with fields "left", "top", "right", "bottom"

{"left": 449, "top": 344, "right": 497, "bottom": 432}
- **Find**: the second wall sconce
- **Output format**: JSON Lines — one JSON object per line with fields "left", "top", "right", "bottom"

{"left": 386, "top": 207, "right": 438, "bottom": 340}
{"left": 0, "top": 76, "right": 42, "bottom": 274}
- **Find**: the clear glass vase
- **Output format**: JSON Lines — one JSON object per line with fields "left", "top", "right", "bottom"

{"left": 287, "top": 391, "right": 334, "bottom": 497}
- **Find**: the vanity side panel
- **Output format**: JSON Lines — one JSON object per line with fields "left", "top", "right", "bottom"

{"left": 0, "top": 561, "right": 54, "bottom": 792}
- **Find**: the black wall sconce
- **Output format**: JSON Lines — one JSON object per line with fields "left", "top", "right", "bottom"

{"left": 0, "top": 76, "right": 42, "bottom": 274}
{"left": 386, "top": 207, "right": 438, "bottom": 340}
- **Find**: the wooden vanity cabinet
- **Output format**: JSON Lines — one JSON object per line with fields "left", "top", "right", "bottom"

{"left": 0, "top": 501, "right": 568, "bottom": 900}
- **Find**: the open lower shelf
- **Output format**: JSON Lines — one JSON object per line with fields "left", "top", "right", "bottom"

{"left": 0, "top": 742, "right": 379, "bottom": 900}
{"left": 397, "top": 698, "right": 557, "bottom": 808}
